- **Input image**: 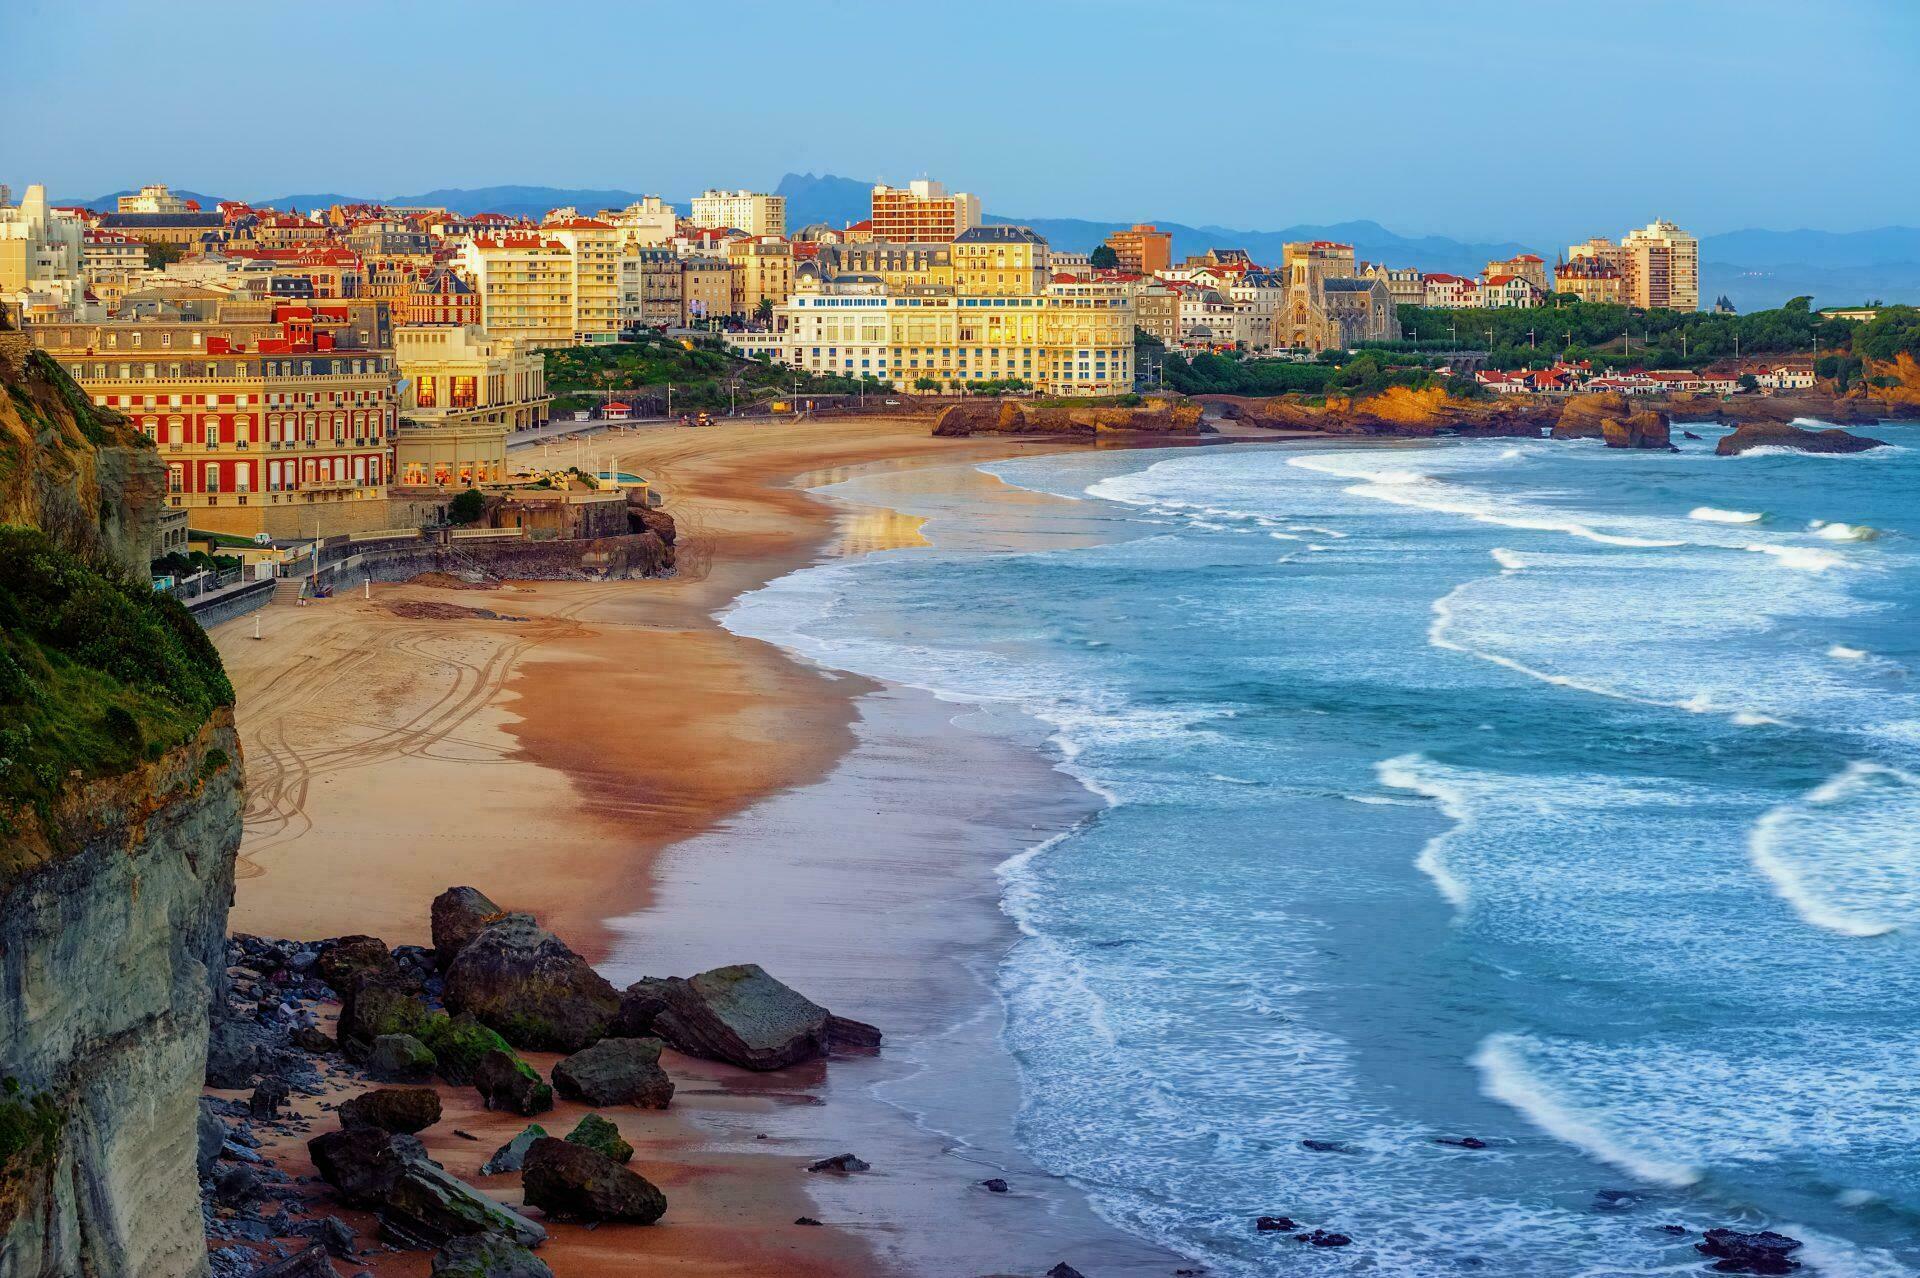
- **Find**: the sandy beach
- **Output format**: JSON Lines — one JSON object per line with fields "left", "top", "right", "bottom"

{"left": 210, "top": 416, "right": 1196, "bottom": 1277}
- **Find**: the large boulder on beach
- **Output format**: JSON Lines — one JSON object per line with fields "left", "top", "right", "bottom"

{"left": 1697, "top": 1228, "right": 1802, "bottom": 1274}
{"left": 311, "top": 1125, "right": 545, "bottom": 1250}
{"left": 479, "top": 1124, "right": 548, "bottom": 1176}
{"left": 443, "top": 913, "right": 620, "bottom": 1052}
{"left": 431, "top": 887, "right": 505, "bottom": 972}
{"left": 365, "top": 1033, "right": 437, "bottom": 1083}
{"left": 417, "top": 1012, "right": 517, "bottom": 1086}
{"left": 564, "top": 1113, "right": 633, "bottom": 1164}
{"left": 636, "top": 964, "right": 881, "bottom": 1071}
{"left": 473, "top": 1048, "right": 554, "bottom": 1116}
{"left": 316, "top": 934, "right": 400, "bottom": 991}
{"left": 1716, "top": 421, "right": 1887, "bottom": 456}
{"left": 522, "top": 1138, "right": 666, "bottom": 1225}
{"left": 431, "top": 1233, "right": 554, "bottom": 1278}
{"left": 552, "top": 1038, "right": 674, "bottom": 1109}
{"left": 339, "top": 1086, "right": 442, "bottom": 1135}
{"left": 338, "top": 971, "right": 432, "bottom": 1060}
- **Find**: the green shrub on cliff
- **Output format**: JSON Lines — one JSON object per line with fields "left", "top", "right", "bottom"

{"left": 0, "top": 525, "right": 233, "bottom": 851}
{"left": 0, "top": 1079, "right": 63, "bottom": 1228}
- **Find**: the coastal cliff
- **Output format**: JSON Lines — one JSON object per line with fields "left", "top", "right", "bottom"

{"left": 1204, "top": 386, "right": 1555, "bottom": 438}
{"left": 0, "top": 347, "right": 241, "bottom": 1278}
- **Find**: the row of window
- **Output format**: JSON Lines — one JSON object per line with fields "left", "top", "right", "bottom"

{"left": 167, "top": 454, "right": 387, "bottom": 494}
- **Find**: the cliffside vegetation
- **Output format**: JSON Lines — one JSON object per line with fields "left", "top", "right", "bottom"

{"left": 0, "top": 526, "right": 234, "bottom": 855}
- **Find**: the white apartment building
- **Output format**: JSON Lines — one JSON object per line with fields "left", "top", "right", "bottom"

{"left": 688, "top": 189, "right": 786, "bottom": 238}
{"left": 0, "top": 184, "right": 86, "bottom": 300}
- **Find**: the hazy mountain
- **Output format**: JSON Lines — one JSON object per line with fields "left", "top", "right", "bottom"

{"left": 57, "top": 187, "right": 228, "bottom": 210}
{"left": 775, "top": 172, "right": 873, "bottom": 230}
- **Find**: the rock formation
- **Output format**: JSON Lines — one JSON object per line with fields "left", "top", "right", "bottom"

{"left": 1552, "top": 392, "right": 1674, "bottom": 449}
{"left": 521, "top": 1138, "right": 666, "bottom": 1225}
{"left": 551, "top": 1038, "right": 674, "bottom": 1109}
{"left": 621, "top": 963, "right": 881, "bottom": 1071}
{"left": 933, "top": 394, "right": 1203, "bottom": 438}
{"left": 0, "top": 352, "right": 241, "bottom": 1277}
{"left": 442, "top": 913, "right": 620, "bottom": 1052}
{"left": 1715, "top": 421, "right": 1888, "bottom": 456}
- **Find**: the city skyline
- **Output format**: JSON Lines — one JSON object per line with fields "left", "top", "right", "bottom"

{"left": 4, "top": 0, "right": 1916, "bottom": 241}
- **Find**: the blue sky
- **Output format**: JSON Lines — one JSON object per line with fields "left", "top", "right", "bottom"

{"left": 4, "top": 0, "right": 1914, "bottom": 240}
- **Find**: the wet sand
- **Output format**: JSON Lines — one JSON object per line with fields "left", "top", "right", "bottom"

{"left": 209, "top": 416, "right": 1198, "bottom": 1276}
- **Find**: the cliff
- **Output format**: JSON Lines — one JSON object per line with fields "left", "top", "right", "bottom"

{"left": 1552, "top": 392, "right": 1673, "bottom": 449}
{"left": 0, "top": 351, "right": 242, "bottom": 1277}
{"left": 0, "top": 342, "right": 164, "bottom": 579}
{"left": 1204, "top": 386, "right": 1554, "bottom": 438}
{"left": 932, "top": 394, "right": 1204, "bottom": 438}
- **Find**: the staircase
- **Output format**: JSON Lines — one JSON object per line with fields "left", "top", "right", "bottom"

{"left": 272, "top": 577, "right": 307, "bottom": 606}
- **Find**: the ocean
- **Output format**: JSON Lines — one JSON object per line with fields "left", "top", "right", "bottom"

{"left": 724, "top": 422, "right": 1920, "bottom": 1276}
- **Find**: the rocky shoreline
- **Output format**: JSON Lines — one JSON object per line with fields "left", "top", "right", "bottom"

{"left": 198, "top": 887, "right": 886, "bottom": 1277}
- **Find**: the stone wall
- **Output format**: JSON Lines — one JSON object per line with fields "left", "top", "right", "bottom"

{"left": 0, "top": 715, "right": 243, "bottom": 1278}
{"left": 186, "top": 577, "right": 277, "bottom": 628}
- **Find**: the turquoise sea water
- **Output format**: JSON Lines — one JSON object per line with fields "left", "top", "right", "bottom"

{"left": 726, "top": 423, "right": 1920, "bottom": 1276}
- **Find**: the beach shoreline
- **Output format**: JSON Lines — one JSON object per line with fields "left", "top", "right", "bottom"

{"left": 210, "top": 416, "right": 1201, "bottom": 1276}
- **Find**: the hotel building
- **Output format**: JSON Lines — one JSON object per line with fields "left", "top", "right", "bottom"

{"left": 1621, "top": 219, "right": 1699, "bottom": 312}
{"left": 28, "top": 302, "right": 399, "bottom": 538}
{"left": 869, "top": 180, "right": 982, "bottom": 243}
{"left": 455, "top": 233, "right": 578, "bottom": 349}
{"left": 689, "top": 189, "right": 786, "bottom": 238}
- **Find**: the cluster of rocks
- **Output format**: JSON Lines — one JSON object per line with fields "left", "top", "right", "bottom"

{"left": 206, "top": 885, "right": 882, "bottom": 1276}
{"left": 1714, "top": 420, "right": 1887, "bottom": 456}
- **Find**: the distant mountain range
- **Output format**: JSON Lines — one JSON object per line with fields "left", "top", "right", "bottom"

{"left": 59, "top": 175, "right": 1920, "bottom": 313}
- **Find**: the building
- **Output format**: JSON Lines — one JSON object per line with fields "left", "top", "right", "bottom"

{"left": 1, "top": 184, "right": 85, "bottom": 298}
{"left": 543, "top": 219, "right": 623, "bottom": 343}
{"left": 1131, "top": 280, "right": 1181, "bottom": 347}
{"left": 1278, "top": 241, "right": 1401, "bottom": 350}
{"left": 1620, "top": 219, "right": 1699, "bottom": 312}
{"left": 689, "top": 189, "right": 786, "bottom": 238}
{"left": 869, "top": 180, "right": 981, "bottom": 243}
{"left": 726, "top": 236, "right": 794, "bottom": 319}
{"left": 604, "top": 197, "right": 678, "bottom": 246}
{"left": 94, "top": 207, "right": 226, "bottom": 249}
{"left": 679, "top": 256, "right": 731, "bottom": 325}
{"left": 117, "top": 184, "right": 193, "bottom": 215}
{"left": 1104, "top": 223, "right": 1173, "bottom": 276}
{"left": 28, "top": 302, "right": 399, "bottom": 537}
{"left": 393, "top": 324, "right": 549, "bottom": 487}
{"left": 1362, "top": 263, "right": 1426, "bottom": 309}
{"left": 1552, "top": 256, "right": 1624, "bottom": 305}
{"left": 1481, "top": 274, "right": 1547, "bottom": 308}
{"left": 805, "top": 241, "right": 953, "bottom": 292}
{"left": 1485, "top": 254, "right": 1550, "bottom": 292}
{"left": 620, "top": 248, "right": 683, "bottom": 329}
{"left": 456, "top": 233, "right": 578, "bottom": 349}
{"left": 406, "top": 268, "right": 480, "bottom": 327}
{"left": 767, "top": 272, "right": 1135, "bottom": 395}
{"left": 1421, "top": 273, "right": 1481, "bottom": 309}
{"left": 951, "top": 225, "right": 1050, "bottom": 296}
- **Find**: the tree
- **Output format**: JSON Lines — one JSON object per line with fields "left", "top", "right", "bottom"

{"left": 1738, "top": 373, "right": 1760, "bottom": 392}
{"left": 1783, "top": 296, "right": 1813, "bottom": 313}
{"left": 447, "top": 488, "right": 485, "bottom": 525}
{"left": 1090, "top": 244, "right": 1120, "bottom": 270}
{"left": 146, "top": 240, "right": 190, "bottom": 268}
{"left": 753, "top": 297, "right": 774, "bottom": 324}
{"left": 912, "top": 376, "right": 941, "bottom": 392}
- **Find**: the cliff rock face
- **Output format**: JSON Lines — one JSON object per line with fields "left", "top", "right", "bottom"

{"left": 932, "top": 395, "right": 1203, "bottom": 438}
{"left": 1207, "top": 386, "right": 1552, "bottom": 437}
{"left": 0, "top": 345, "right": 162, "bottom": 579}
{"left": 0, "top": 349, "right": 240, "bottom": 1278}
{"left": 0, "top": 717, "right": 241, "bottom": 1278}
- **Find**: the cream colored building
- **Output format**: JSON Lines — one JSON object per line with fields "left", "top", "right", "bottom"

{"left": 393, "top": 324, "right": 549, "bottom": 487}
{"left": 456, "top": 233, "right": 576, "bottom": 349}
{"left": 1621, "top": 219, "right": 1699, "bottom": 311}
{"left": 544, "top": 219, "right": 623, "bottom": 342}
{"left": 605, "top": 197, "right": 679, "bottom": 246}
{"left": 951, "top": 225, "right": 1050, "bottom": 295}
{"left": 690, "top": 189, "right": 786, "bottom": 238}
{"left": 1, "top": 184, "right": 85, "bottom": 298}
{"left": 870, "top": 180, "right": 981, "bottom": 242}
{"left": 727, "top": 237, "right": 794, "bottom": 318}
{"left": 118, "top": 184, "right": 191, "bottom": 215}
{"left": 620, "top": 248, "right": 683, "bottom": 328}
{"left": 680, "top": 255, "right": 732, "bottom": 325}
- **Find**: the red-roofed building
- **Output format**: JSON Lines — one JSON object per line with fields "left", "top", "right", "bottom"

{"left": 1485, "top": 253, "right": 1550, "bottom": 292}
{"left": 1422, "top": 273, "right": 1481, "bottom": 308}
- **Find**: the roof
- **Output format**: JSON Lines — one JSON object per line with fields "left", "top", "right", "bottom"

{"left": 96, "top": 212, "right": 224, "bottom": 229}
{"left": 954, "top": 225, "right": 1046, "bottom": 244}
{"left": 1323, "top": 278, "right": 1377, "bottom": 293}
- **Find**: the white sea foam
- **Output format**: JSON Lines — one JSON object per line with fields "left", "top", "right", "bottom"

{"left": 1829, "top": 644, "right": 1870, "bottom": 661}
{"left": 1747, "top": 762, "right": 1920, "bottom": 938}
{"left": 1472, "top": 1034, "right": 1703, "bottom": 1188}
{"left": 1813, "top": 521, "right": 1879, "bottom": 542}
{"left": 1690, "top": 505, "right": 1764, "bottom": 524}
{"left": 1745, "top": 543, "right": 1848, "bottom": 572}
{"left": 1377, "top": 754, "right": 1472, "bottom": 909}
{"left": 1490, "top": 548, "right": 1527, "bottom": 572}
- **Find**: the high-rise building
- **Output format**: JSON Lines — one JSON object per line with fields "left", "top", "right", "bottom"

{"left": 28, "top": 302, "right": 399, "bottom": 538}
{"left": 869, "top": 180, "right": 981, "bottom": 243}
{"left": 689, "top": 189, "right": 786, "bottom": 238}
{"left": 1620, "top": 219, "right": 1699, "bottom": 312}
{"left": 456, "top": 234, "right": 577, "bottom": 349}
{"left": 1104, "top": 224, "right": 1173, "bottom": 276}
{"left": 0, "top": 184, "right": 86, "bottom": 299}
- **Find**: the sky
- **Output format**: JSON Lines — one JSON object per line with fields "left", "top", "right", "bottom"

{"left": 4, "top": 0, "right": 1916, "bottom": 242}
